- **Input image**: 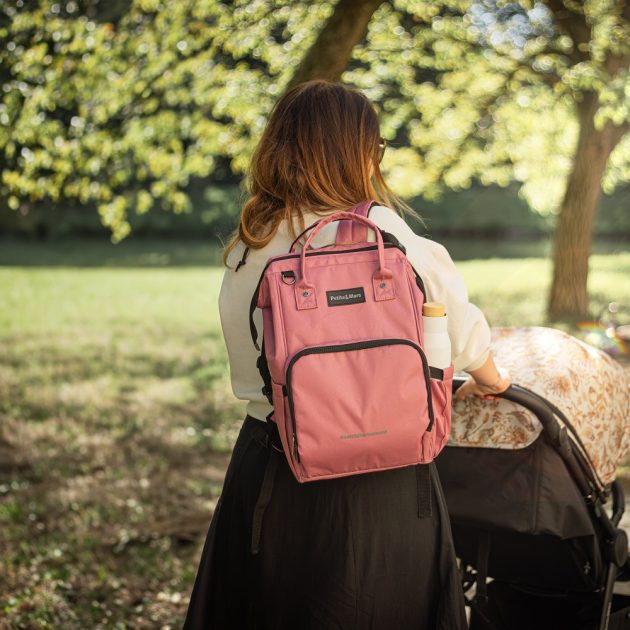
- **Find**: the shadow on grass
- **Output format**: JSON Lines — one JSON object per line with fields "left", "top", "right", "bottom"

{"left": 0, "top": 327, "right": 241, "bottom": 628}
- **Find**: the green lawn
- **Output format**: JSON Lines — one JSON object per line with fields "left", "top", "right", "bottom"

{"left": 0, "top": 237, "right": 629, "bottom": 628}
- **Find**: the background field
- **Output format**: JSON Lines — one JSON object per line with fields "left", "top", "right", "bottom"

{"left": 1, "top": 237, "right": 629, "bottom": 628}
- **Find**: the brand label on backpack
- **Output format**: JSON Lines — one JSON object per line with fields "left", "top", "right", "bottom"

{"left": 326, "top": 287, "right": 366, "bottom": 307}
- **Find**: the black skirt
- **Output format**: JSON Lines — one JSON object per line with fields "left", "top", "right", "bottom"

{"left": 183, "top": 415, "right": 467, "bottom": 630}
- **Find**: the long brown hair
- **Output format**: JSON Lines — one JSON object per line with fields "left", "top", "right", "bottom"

{"left": 222, "top": 79, "right": 420, "bottom": 268}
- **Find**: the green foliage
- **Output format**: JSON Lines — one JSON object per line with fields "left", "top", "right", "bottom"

{"left": 348, "top": 0, "right": 630, "bottom": 211}
{"left": 1, "top": 0, "right": 628, "bottom": 240}
{"left": 0, "top": 183, "right": 243, "bottom": 240}
{"left": 0, "top": 0, "right": 329, "bottom": 241}
{"left": 2, "top": 182, "right": 629, "bottom": 241}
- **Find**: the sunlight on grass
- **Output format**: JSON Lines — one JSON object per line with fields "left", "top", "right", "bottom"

{"left": 459, "top": 252, "right": 630, "bottom": 327}
{"left": 0, "top": 241, "right": 628, "bottom": 628}
{"left": 0, "top": 262, "right": 237, "bottom": 627}
{"left": 0, "top": 267, "right": 225, "bottom": 336}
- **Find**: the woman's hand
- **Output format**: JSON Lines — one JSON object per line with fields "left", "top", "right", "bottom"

{"left": 455, "top": 360, "right": 511, "bottom": 401}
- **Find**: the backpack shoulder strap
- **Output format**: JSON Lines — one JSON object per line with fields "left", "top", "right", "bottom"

{"left": 335, "top": 200, "right": 376, "bottom": 245}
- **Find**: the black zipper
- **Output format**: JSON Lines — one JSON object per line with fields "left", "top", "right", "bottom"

{"left": 283, "top": 338, "right": 435, "bottom": 463}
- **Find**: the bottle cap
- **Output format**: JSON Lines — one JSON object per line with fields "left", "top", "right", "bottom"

{"left": 422, "top": 302, "right": 445, "bottom": 317}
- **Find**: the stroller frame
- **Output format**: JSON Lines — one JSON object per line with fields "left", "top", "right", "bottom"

{"left": 444, "top": 377, "right": 629, "bottom": 630}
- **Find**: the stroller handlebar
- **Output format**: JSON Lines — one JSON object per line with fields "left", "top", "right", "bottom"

{"left": 451, "top": 376, "right": 625, "bottom": 528}
{"left": 452, "top": 377, "right": 564, "bottom": 442}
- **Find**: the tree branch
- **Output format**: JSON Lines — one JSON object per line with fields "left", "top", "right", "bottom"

{"left": 286, "top": 0, "right": 385, "bottom": 90}
{"left": 543, "top": 0, "right": 591, "bottom": 63}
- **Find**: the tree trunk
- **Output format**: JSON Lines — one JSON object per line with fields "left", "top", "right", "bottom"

{"left": 286, "top": 0, "right": 384, "bottom": 90}
{"left": 547, "top": 92, "right": 627, "bottom": 321}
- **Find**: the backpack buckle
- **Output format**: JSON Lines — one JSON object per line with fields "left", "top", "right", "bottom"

{"left": 281, "top": 270, "right": 296, "bottom": 285}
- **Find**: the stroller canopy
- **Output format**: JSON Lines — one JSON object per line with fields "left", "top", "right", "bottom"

{"left": 449, "top": 326, "right": 630, "bottom": 485}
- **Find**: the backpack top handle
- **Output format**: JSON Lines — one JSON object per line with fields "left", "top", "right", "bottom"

{"left": 294, "top": 211, "right": 394, "bottom": 310}
{"left": 288, "top": 200, "right": 375, "bottom": 253}
{"left": 335, "top": 200, "right": 375, "bottom": 245}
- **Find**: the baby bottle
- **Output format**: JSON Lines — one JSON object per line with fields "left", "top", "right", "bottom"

{"left": 422, "top": 302, "right": 451, "bottom": 369}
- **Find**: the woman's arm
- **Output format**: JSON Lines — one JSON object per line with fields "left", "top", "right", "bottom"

{"left": 455, "top": 354, "right": 511, "bottom": 400}
{"left": 368, "top": 206, "right": 493, "bottom": 371}
{"left": 365, "top": 206, "right": 512, "bottom": 400}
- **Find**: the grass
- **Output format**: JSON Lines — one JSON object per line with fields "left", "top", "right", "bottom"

{"left": 462, "top": 251, "right": 630, "bottom": 328}
{"left": 0, "top": 236, "right": 629, "bottom": 628}
{"left": 0, "top": 242, "right": 240, "bottom": 629}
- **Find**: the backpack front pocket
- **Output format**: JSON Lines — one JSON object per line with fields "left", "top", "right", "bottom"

{"left": 284, "top": 339, "right": 434, "bottom": 482}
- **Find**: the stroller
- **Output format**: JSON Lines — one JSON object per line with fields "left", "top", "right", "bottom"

{"left": 435, "top": 327, "right": 630, "bottom": 630}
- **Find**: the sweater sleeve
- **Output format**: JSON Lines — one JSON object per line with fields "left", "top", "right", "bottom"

{"left": 366, "top": 205, "right": 492, "bottom": 372}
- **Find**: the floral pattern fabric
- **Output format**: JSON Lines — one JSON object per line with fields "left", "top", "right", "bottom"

{"left": 449, "top": 326, "right": 630, "bottom": 485}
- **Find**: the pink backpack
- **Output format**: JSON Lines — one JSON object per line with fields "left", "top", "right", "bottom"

{"left": 249, "top": 201, "right": 454, "bottom": 483}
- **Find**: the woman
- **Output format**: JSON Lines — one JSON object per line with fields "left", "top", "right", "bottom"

{"left": 183, "top": 79, "right": 511, "bottom": 629}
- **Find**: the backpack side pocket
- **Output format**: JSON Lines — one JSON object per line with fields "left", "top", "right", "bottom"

{"left": 422, "top": 365, "right": 454, "bottom": 461}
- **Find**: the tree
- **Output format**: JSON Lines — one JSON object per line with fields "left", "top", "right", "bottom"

{"left": 544, "top": 0, "right": 629, "bottom": 319}
{"left": 2, "top": 0, "right": 628, "bottom": 320}
{"left": 328, "top": 0, "right": 629, "bottom": 319}
{"left": 0, "top": 0, "right": 330, "bottom": 240}
{"left": 286, "top": 0, "right": 383, "bottom": 89}
{"left": 408, "top": 1, "right": 628, "bottom": 320}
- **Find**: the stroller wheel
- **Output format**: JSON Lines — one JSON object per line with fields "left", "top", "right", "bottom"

{"left": 617, "top": 555, "right": 630, "bottom": 582}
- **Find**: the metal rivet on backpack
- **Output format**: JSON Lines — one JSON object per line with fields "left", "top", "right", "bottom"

{"left": 380, "top": 282, "right": 386, "bottom": 288}
{"left": 303, "top": 290, "right": 309, "bottom": 297}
